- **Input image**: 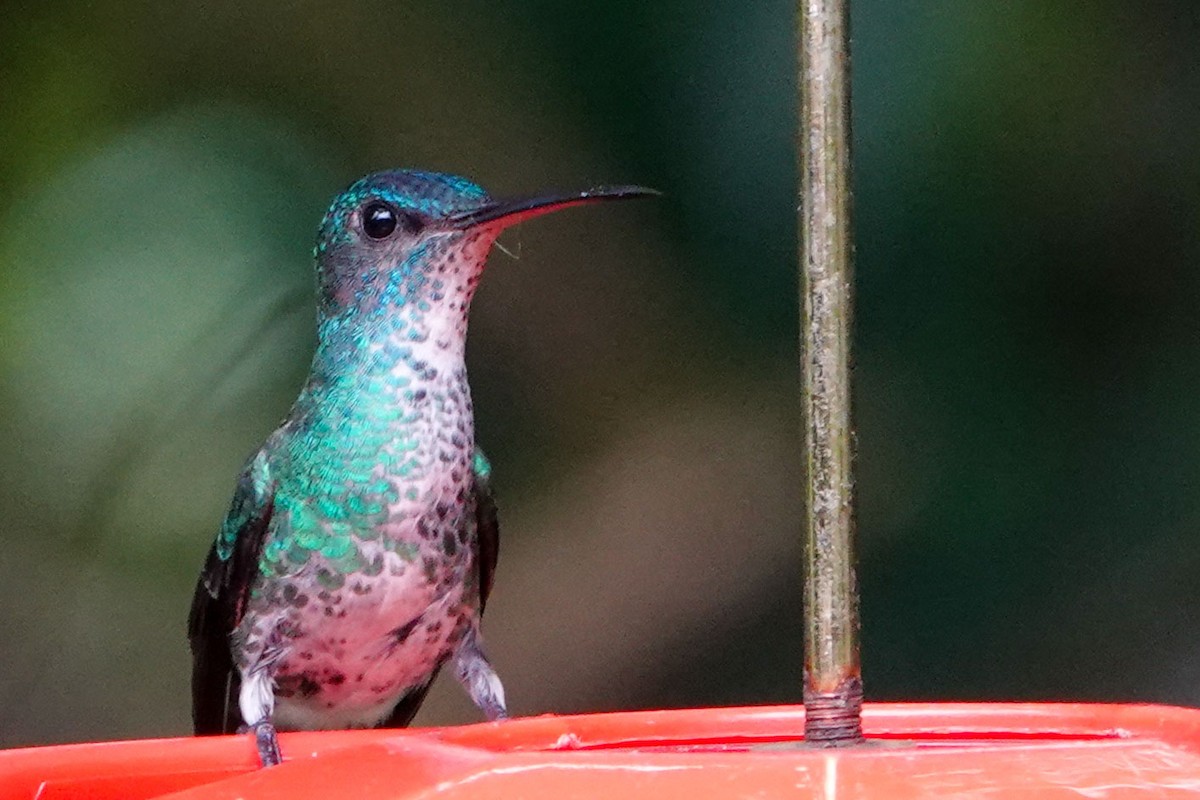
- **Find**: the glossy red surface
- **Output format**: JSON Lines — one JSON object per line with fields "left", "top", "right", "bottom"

{"left": 4, "top": 704, "right": 1200, "bottom": 799}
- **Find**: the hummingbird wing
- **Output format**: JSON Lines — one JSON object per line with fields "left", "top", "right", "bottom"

{"left": 187, "top": 459, "right": 274, "bottom": 735}
{"left": 380, "top": 448, "right": 500, "bottom": 727}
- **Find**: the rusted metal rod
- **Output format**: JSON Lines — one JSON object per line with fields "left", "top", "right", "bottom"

{"left": 798, "top": 0, "right": 863, "bottom": 746}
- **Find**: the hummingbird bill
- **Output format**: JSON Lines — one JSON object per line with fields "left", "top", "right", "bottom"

{"left": 187, "top": 170, "right": 656, "bottom": 766}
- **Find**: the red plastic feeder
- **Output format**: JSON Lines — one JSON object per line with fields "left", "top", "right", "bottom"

{"left": 5, "top": 703, "right": 1200, "bottom": 798}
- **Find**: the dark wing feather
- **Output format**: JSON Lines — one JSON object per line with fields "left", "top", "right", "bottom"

{"left": 472, "top": 457, "right": 500, "bottom": 613}
{"left": 379, "top": 674, "right": 438, "bottom": 728}
{"left": 187, "top": 465, "right": 273, "bottom": 735}
{"left": 380, "top": 449, "right": 500, "bottom": 728}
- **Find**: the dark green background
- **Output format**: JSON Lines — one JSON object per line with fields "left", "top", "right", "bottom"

{"left": 2, "top": 1, "right": 1199, "bottom": 746}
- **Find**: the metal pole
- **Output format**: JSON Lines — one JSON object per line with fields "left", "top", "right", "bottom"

{"left": 799, "top": 0, "right": 863, "bottom": 746}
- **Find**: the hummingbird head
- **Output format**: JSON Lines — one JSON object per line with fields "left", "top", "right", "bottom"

{"left": 312, "top": 169, "right": 656, "bottom": 341}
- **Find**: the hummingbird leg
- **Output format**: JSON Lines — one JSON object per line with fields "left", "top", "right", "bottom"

{"left": 233, "top": 719, "right": 282, "bottom": 767}
{"left": 238, "top": 666, "right": 283, "bottom": 767}
{"left": 453, "top": 627, "right": 508, "bottom": 721}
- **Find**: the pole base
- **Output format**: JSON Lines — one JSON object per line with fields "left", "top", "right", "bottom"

{"left": 803, "top": 675, "right": 864, "bottom": 746}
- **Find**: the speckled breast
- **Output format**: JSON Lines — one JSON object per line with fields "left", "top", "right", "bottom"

{"left": 236, "top": 366, "right": 481, "bottom": 730}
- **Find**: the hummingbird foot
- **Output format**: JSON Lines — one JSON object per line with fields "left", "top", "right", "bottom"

{"left": 237, "top": 720, "right": 282, "bottom": 767}
{"left": 254, "top": 720, "right": 283, "bottom": 767}
{"left": 453, "top": 628, "right": 507, "bottom": 721}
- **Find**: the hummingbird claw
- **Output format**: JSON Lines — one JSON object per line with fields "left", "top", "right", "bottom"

{"left": 253, "top": 720, "right": 283, "bottom": 767}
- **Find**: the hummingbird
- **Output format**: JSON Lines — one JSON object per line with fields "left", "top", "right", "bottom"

{"left": 187, "top": 169, "right": 655, "bottom": 767}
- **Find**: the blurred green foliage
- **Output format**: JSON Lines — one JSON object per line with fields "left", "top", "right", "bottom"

{"left": 1, "top": 0, "right": 1199, "bottom": 747}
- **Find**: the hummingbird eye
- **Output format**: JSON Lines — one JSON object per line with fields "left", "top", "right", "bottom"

{"left": 361, "top": 202, "right": 399, "bottom": 240}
